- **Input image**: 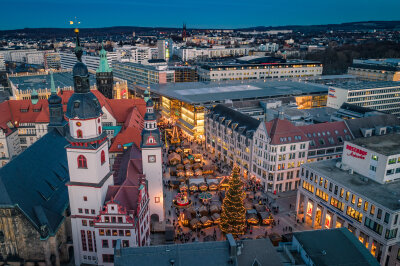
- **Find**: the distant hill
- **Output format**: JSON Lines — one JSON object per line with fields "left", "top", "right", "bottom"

{"left": 1, "top": 21, "right": 400, "bottom": 38}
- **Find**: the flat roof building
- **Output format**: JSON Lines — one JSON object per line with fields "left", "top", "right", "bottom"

{"left": 348, "top": 59, "right": 400, "bottom": 82}
{"left": 197, "top": 57, "right": 323, "bottom": 82}
{"left": 326, "top": 81, "right": 400, "bottom": 117}
{"left": 296, "top": 133, "right": 400, "bottom": 265}
{"left": 140, "top": 80, "right": 328, "bottom": 139}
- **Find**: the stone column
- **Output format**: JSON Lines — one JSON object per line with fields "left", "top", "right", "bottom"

{"left": 295, "top": 191, "right": 301, "bottom": 215}
{"left": 311, "top": 202, "right": 317, "bottom": 228}
{"left": 321, "top": 207, "right": 327, "bottom": 229}
{"left": 331, "top": 214, "right": 337, "bottom": 229}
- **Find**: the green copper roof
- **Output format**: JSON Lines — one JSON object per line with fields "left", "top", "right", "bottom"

{"left": 50, "top": 71, "right": 56, "bottom": 94}
{"left": 31, "top": 89, "right": 38, "bottom": 105}
{"left": 144, "top": 89, "right": 150, "bottom": 102}
{"left": 96, "top": 44, "right": 112, "bottom": 73}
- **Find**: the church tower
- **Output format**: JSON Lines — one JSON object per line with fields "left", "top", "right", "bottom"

{"left": 96, "top": 44, "right": 113, "bottom": 99}
{"left": 47, "top": 71, "right": 68, "bottom": 135}
{"left": 141, "top": 97, "right": 164, "bottom": 222}
{"left": 66, "top": 29, "right": 113, "bottom": 265}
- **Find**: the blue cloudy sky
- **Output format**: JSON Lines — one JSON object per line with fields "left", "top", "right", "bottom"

{"left": 1, "top": 0, "right": 400, "bottom": 30}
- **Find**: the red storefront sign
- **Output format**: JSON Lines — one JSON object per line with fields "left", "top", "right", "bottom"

{"left": 346, "top": 144, "right": 367, "bottom": 160}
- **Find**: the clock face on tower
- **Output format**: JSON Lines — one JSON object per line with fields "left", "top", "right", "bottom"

{"left": 148, "top": 155, "right": 156, "bottom": 163}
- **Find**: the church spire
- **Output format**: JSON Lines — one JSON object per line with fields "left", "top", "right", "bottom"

{"left": 96, "top": 43, "right": 112, "bottom": 73}
{"left": 50, "top": 71, "right": 57, "bottom": 95}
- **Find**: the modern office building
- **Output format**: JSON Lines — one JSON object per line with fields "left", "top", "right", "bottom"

{"left": 45, "top": 52, "right": 61, "bottom": 69}
{"left": 143, "top": 80, "right": 328, "bottom": 139}
{"left": 326, "top": 81, "right": 400, "bottom": 117}
{"left": 113, "top": 61, "right": 175, "bottom": 87}
{"left": 348, "top": 59, "right": 400, "bottom": 81}
{"left": 197, "top": 57, "right": 323, "bottom": 82}
{"left": 157, "top": 39, "right": 173, "bottom": 61}
{"left": 170, "top": 66, "right": 198, "bottom": 82}
{"left": 25, "top": 51, "right": 45, "bottom": 65}
{"left": 296, "top": 133, "right": 400, "bottom": 265}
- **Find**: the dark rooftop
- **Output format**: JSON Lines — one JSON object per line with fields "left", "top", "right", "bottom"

{"left": 330, "top": 80, "right": 400, "bottom": 91}
{"left": 294, "top": 228, "right": 379, "bottom": 266}
{"left": 344, "top": 114, "right": 400, "bottom": 139}
{"left": 146, "top": 80, "right": 328, "bottom": 105}
{"left": 349, "top": 133, "right": 400, "bottom": 156}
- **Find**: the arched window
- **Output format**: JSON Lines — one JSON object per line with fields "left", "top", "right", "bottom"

{"left": 77, "top": 129, "right": 83, "bottom": 138}
{"left": 98, "top": 126, "right": 101, "bottom": 134}
{"left": 77, "top": 155, "right": 87, "bottom": 168}
{"left": 101, "top": 150, "right": 106, "bottom": 165}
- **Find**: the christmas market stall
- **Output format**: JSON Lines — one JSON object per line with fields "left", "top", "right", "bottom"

{"left": 194, "top": 168, "right": 203, "bottom": 176}
{"left": 259, "top": 212, "right": 274, "bottom": 226}
{"left": 189, "top": 218, "right": 202, "bottom": 230}
{"left": 168, "top": 152, "right": 181, "bottom": 166}
{"left": 199, "top": 182, "right": 208, "bottom": 191}
{"left": 176, "top": 164, "right": 184, "bottom": 170}
{"left": 177, "top": 170, "right": 185, "bottom": 178}
{"left": 193, "top": 163, "right": 201, "bottom": 170}
{"left": 179, "top": 183, "right": 188, "bottom": 192}
{"left": 202, "top": 165, "right": 215, "bottom": 175}
{"left": 210, "top": 204, "right": 221, "bottom": 215}
{"left": 175, "top": 147, "right": 183, "bottom": 153}
{"left": 194, "top": 154, "right": 203, "bottom": 163}
{"left": 199, "top": 205, "right": 209, "bottom": 216}
{"left": 189, "top": 178, "right": 204, "bottom": 192}
{"left": 207, "top": 179, "right": 219, "bottom": 191}
{"left": 183, "top": 158, "right": 190, "bottom": 165}
{"left": 218, "top": 176, "right": 230, "bottom": 190}
{"left": 189, "top": 182, "right": 198, "bottom": 192}
{"left": 180, "top": 210, "right": 192, "bottom": 227}
{"left": 246, "top": 209, "right": 259, "bottom": 225}
{"left": 200, "top": 216, "right": 213, "bottom": 228}
{"left": 185, "top": 168, "right": 194, "bottom": 177}
{"left": 212, "top": 213, "right": 221, "bottom": 224}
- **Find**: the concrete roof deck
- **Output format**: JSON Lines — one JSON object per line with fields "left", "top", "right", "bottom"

{"left": 306, "top": 159, "right": 400, "bottom": 211}
{"left": 146, "top": 80, "right": 329, "bottom": 105}
{"left": 349, "top": 134, "right": 400, "bottom": 156}
{"left": 330, "top": 80, "right": 400, "bottom": 91}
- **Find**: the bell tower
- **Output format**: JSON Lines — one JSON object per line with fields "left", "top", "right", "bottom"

{"left": 66, "top": 28, "right": 113, "bottom": 266}
{"left": 96, "top": 44, "right": 113, "bottom": 99}
{"left": 141, "top": 97, "right": 164, "bottom": 222}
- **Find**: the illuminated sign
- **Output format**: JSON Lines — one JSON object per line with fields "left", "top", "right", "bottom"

{"left": 346, "top": 144, "right": 367, "bottom": 160}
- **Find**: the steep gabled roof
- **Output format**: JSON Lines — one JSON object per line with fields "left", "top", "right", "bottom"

{"left": 265, "top": 118, "right": 306, "bottom": 145}
{"left": 299, "top": 121, "right": 352, "bottom": 149}
{"left": 0, "top": 130, "right": 69, "bottom": 237}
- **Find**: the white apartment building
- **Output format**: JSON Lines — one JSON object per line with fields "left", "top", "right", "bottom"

{"left": 174, "top": 46, "right": 251, "bottom": 62}
{"left": 26, "top": 51, "right": 45, "bottom": 65}
{"left": 0, "top": 53, "right": 5, "bottom": 71}
{"left": 115, "top": 46, "right": 155, "bottom": 64}
{"left": 259, "top": 43, "right": 280, "bottom": 52}
{"left": 60, "top": 51, "right": 116, "bottom": 71}
{"left": 252, "top": 117, "right": 309, "bottom": 192}
{"left": 327, "top": 81, "right": 400, "bottom": 117}
{"left": 296, "top": 133, "right": 400, "bottom": 265}
{"left": 198, "top": 60, "right": 323, "bottom": 82}
{"left": 205, "top": 105, "right": 260, "bottom": 177}
{"left": 0, "top": 124, "right": 21, "bottom": 167}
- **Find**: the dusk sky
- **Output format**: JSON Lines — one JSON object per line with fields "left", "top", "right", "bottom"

{"left": 1, "top": 0, "right": 400, "bottom": 30}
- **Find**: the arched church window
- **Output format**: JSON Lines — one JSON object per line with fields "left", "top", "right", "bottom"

{"left": 77, "top": 129, "right": 83, "bottom": 138}
{"left": 101, "top": 150, "right": 106, "bottom": 165}
{"left": 77, "top": 155, "right": 87, "bottom": 168}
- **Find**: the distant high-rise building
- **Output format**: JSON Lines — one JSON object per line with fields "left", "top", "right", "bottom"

{"left": 0, "top": 53, "right": 5, "bottom": 71}
{"left": 182, "top": 23, "right": 187, "bottom": 42}
{"left": 96, "top": 45, "right": 114, "bottom": 99}
{"left": 157, "top": 39, "right": 173, "bottom": 61}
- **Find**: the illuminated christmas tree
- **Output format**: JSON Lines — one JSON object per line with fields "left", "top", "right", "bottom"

{"left": 219, "top": 166, "right": 246, "bottom": 236}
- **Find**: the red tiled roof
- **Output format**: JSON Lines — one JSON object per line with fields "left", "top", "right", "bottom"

{"left": 5, "top": 99, "right": 50, "bottom": 124}
{"left": 109, "top": 127, "right": 142, "bottom": 153}
{"left": 298, "top": 121, "right": 353, "bottom": 149}
{"left": 265, "top": 118, "right": 307, "bottom": 145}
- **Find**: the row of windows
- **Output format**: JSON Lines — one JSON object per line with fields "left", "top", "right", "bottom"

{"left": 99, "top": 229, "right": 131, "bottom": 237}
{"left": 102, "top": 239, "right": 129, "bottom": 248}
